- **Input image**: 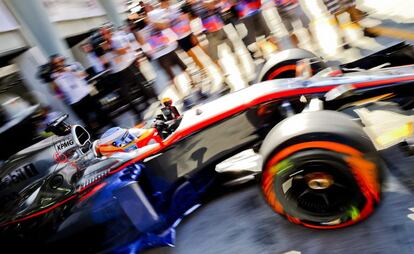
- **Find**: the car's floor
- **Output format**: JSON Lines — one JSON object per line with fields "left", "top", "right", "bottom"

{"left": 143, "top": 151, "right": 414, "bottom": 254}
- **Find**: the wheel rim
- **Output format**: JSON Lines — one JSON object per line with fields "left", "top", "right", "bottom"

{"left": 306, "top": 172, "right": 334, "bottom": 190}
{"left": 262, "top": 142, "right": 380, "bottom": 228}
{"left": 279, "top": 158, "right": 363, "bottom": 219}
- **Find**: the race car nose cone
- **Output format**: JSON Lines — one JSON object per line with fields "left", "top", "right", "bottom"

{"left": 306, "top": 172, "right": 334, "bottom": 190}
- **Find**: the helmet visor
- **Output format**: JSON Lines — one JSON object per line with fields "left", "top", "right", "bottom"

{"left": 112, "top": 131, "right": 136, "bottom": 147}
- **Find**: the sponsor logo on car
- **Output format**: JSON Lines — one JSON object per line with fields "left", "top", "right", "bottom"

{"left": 55, "top": 138, "right": 75, "bottom": 151}
{"left": 0, "top": 164, "right": 39, "bottom": 191}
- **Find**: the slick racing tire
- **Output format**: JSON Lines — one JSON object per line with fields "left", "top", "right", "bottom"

{"left": 258, "top": 48, "right": 327, "bottom": 82}
{"left": 260, "top": 110, "right": 383, "bottom": 229}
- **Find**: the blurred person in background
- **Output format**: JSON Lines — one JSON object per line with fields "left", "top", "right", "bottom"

{"left": 233, "top": 0, "right": 279, "bottom": 57}
{"left": 273, "top": 0, "right": 312, "bottom": 48}
{"left": 127, "top": 0, "right": 151, "bottom": 32}
{"left": 139, "top": 0, "right": 153, "bottom": 13}
{"left": 189, "top": 0, "right": 236, "bottom": 63}
{"left": 123, "top": 25, "right": 142, "bottom": 52}
{"left": 49, "top": 55, "right": 114, "bottom": 133}
{"left": 218, "top": 0, "right": 239, "bottom": 25}
{"left": 80, "top": 42, "right": 106, "bottom": 75}
{"left": 34, "top": 106, "right": 60, "bottom": 138}
{"left": 136, "top": 2, "right": 195, "bottom": 101}
{"left": 322, "top": 0, "right": 376, "bottom": 38}
{"left": 185, "top": 0, "right": 243, "bottom": 92}
{"left": 99, "top": 26, "right": 157, "bottom": 123}
{"left": 159, "top": 0, "right": 211, "bottom": 96}
{"left": 127, "top": 2, "right": 159, "bottom": 80}
{"left": 167, "top": 0, "right": 204, "bottom": 68}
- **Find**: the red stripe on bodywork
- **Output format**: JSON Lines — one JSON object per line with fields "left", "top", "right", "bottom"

{"left": 0, "top": 194, "right": 78, "bottom": 227}
{"left": 78, "top": 182, "right": 108, "bottom": 203}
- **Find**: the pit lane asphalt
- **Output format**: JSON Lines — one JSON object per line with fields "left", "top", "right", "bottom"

{"left": 143, "top": 170, "right": 414, "bottom": 254}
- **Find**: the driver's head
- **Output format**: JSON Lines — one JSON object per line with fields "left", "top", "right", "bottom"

{"left": 99, "top": 127, "right": 137, "bottom": 149}
{"left": 114, "top": 132, "right": 136, "bottom": 148}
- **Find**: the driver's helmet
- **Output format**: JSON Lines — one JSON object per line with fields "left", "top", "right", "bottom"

{"left": 98, "top": 127, "right": 138, "bottom": 153}
{"left": 162, "top": 97, "right": 173, "bottom": 107}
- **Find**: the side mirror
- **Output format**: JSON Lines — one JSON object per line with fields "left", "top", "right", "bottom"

{"left": 46, "top": 114, "right": 71, "bottom": 136}
{"left": 71, "top": 125, "right": 91, "bottom": 147}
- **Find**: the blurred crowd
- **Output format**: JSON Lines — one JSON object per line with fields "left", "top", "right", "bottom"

{"left": 38, "top": 0, "right": 376, "bottom": 135}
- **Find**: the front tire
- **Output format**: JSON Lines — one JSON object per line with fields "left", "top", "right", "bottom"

{"left": 260, "top": 111, "right": 383, "bottom": 228}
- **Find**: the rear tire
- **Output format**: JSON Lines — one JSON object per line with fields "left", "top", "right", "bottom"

{"left": 260, "top": 111, "right": 383, "bottom": 228}
{"left": 258, "top": 48, "right": 327, "bottom": 82}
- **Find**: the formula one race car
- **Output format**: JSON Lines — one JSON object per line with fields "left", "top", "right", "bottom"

{"left": 2, "top": 42, "right": 414, "bottom": 253}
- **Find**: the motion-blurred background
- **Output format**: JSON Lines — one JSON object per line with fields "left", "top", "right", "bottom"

{"left": 0, "top": 0, "right": 413, "bottom": 158}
